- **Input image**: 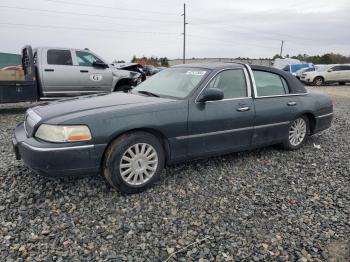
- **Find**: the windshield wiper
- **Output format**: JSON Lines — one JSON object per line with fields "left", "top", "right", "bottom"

{"left": 136, "top": 90, "right": 160, "bottom": 97}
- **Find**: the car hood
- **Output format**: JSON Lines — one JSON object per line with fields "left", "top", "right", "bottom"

{"left": 32, "top": 92, "right": 174, "bottom": 120}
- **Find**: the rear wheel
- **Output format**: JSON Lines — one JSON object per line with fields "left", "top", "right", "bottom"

{"left": 281, "top": 116, "right": 309, "bottom": 150}
{"left": 313, "top": 76, "right": 324, "bottom": 86}
{"left": 102, "top": 131, "right": 165, "bottom": 194}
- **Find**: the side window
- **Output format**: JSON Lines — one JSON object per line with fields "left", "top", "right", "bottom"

{"left": 331, "top": 66, "right": 341, "bottom": 71}
{"left": 47, "top": 49, "right": 72, "bottom": 65}
{"left": 207, "top": 69, "right": 247, "bottom": 99}
{"left": 339, "top": 65, "right": 350, "bottom": 71}
{"left": 76, "top": 51, "right": 103, "bottom": 67}
{"left": 253, "top": 70, "right": 289, "bottom": 97}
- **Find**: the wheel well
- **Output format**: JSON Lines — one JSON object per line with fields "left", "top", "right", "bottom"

{"left": 302, "top": 113, "right": 316, "bottom": 134}
{"left": 101, "top": 128, "right": 171, "bottom": 168}
{"left": 314, "top": 76, "right": 324, "bottom": 81}
{"left": 114, "top": 78, "right": 132, "bottom": 91}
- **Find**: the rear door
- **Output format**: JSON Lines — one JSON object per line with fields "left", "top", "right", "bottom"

{"left": 339, "top": 65, "right": 350, "bottom": 81}
{"left": 74, "top": 50, "right": 113, "bottom": 92}
{"left": 252, "top": 70, "right": 301, "bottom": 146}
{"left": 325, "top": 66, "right": 342, "bottom": 81}
{"left": 187, "top": 68, "right": 255, "bottom": 157}
{"left": 41, "top": 48, "right": 79, "bottom": 97}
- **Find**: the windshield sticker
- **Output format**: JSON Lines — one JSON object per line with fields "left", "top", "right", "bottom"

{"left": 90, "top": 74, "right": 103, "bottom": 82}
{"left": 185, "top": 71, "right": 206, "bottom": 76}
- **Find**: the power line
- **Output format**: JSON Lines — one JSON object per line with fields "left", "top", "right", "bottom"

{"left": 0, "top": 5, "right": 180, "bottom": 24}
{"left": 187, "top": 34, "right": 278, "bottom": 50}
{"left": 0, "top": 22, "right": 181, "bottom": 36}
{"left": 43, "top": 0, "right": 179, "bottom": 16}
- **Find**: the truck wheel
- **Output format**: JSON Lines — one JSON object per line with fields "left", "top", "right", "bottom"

{"left": 281, "top": 116, "right": 309, "bottom": 150}
{"left": 313, "top": 77, "right": 324, "bottom": 86}
{"left": 102, "top": 131, "right": 165, "bottom": 194}
{"left": 114, "top": 84, "right": 131, "bottom": 92}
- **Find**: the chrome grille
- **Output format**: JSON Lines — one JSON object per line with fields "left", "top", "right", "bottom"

{"left": 24, "top": 109, "right": 41, "bottom": 137}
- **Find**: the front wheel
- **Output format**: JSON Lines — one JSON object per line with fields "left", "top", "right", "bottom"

{"left": 102, "top": 131, "right": 165, "bottom": 194}
{"left": 281, "top": 116, "right": 309, "bottom": 150}
{"left": 313, "top": 77, "right": 324, "bottom": 86}
{"left": 114, "top": 84, "right": 132, "bottom": 92}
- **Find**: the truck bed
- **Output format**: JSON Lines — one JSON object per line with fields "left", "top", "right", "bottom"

{"left": 0, "top": 80, "right": 38, "bottom": 103}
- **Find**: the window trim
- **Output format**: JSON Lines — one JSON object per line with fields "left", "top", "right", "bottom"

{"left": 252, "top": 70, "right": 290, "bottom": 97}
{"left": 47, "top": 49, "right": 73, "bottom": 66}
{"left": 194, "top": 68, "right": 252, "bottom": 104}
{"left": 246, "top": 66, "right": 308, "bottom": 99}
{"left": 75, "top": 50, "right": 103, "bottom": 67}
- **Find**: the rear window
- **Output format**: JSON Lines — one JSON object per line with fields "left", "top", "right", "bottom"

{"left": 47, "top": 49, "right": 72, "bottom": 66}
{"left": 253, "top": 70, "right": 289, "bottom": 97}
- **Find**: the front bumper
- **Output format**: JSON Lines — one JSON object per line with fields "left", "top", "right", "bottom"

{"left": 13, "top": 123, "right": 106, "bottom": 177}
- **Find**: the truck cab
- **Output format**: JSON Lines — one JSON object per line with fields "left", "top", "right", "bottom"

{"left": 34, "top": 47, "right": 140, "bottom": 97}
{"left": 0, "top": 46, "right": 140, "bottom": 103}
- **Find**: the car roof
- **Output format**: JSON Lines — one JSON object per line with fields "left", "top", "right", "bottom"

{"left": 172, "top": 62, "right": 245, "bottom": 70}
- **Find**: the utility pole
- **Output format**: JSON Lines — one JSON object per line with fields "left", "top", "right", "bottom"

{"left": 181, "top": 3, "right": 188, "bottom": 64}
{"left": 280, "top": 40, "right": 284, "bottom": 58}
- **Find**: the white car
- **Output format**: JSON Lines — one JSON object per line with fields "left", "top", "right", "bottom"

{"left": 300, "top": 64, "right": 350, "bottom": 86}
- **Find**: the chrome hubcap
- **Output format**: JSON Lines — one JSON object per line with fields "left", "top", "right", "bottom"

{"left": 289, "top": 118, "right": 307, "bottom": 146}
{"left": 120, "top": 143, "right": 158, "bottom": 186}
{"left": 315, "top": 78, "right": 323, "bottom": 85}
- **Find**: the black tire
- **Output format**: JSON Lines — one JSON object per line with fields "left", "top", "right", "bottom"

{"left": 339, "top": 82, "right": 346, "bottom": 85}
{"left": 312, "top": 76, "right": 324, "bottom": 86}
{"left": 102, "top": 131, "right": 165, "bottom": 194}
{"left": 114, "top": 84, "right": 131, "bottom": 92}
{"left": 281, "top": 116, "right": 309, "bottom": 150}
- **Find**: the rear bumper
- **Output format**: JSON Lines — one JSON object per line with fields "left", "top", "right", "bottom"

{"left": 13, "top": 123, "right": 106, "bottom": 177}
{"left": 313, "top": 112, "right": 333, "bottom": 134}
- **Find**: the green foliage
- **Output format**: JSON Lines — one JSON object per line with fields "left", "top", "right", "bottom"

{"left": 291, "top": 53, "right": 350, "bottom": 64}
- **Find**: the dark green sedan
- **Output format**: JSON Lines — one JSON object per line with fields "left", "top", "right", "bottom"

{"left": 13, "top": 63, "right": 333, "bottom": 193}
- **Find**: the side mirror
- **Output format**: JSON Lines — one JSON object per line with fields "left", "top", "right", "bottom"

{"left": 93, "top": 61, "right": 109, "bottom": 68}
{"left": 327, "top": 69, "right": 333, "bottom": 72}
{"left": 197, "top": 88, "right": 224, "bottom": 103}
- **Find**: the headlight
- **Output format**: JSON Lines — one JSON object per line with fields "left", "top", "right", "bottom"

{"left": 35, "top": 124, "right": 92, "bottom": 143}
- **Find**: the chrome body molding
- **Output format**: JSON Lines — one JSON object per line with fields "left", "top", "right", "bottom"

{"left": 21, "top": 142, "right": 95, "bottom": 152}
{"left": 254, "top": 121, "right": 290, "bottom": 129}
{"left": 316, "top": 112, "right": 333, "bottom": 119}
{"left": 175, "top": 121, "right": 290, "bottom": 140}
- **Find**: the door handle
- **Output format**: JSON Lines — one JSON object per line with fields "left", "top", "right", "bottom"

{"left": 287, "top": 101, "right": 297, "bottom": 106}
{"left": 236, "top": 107, "right": 250, "bottom": 112}
{"left": 80, "top": 70, "right": 89, "bottom": 73}
{"left": 44, "top": 69, "right": 54, "bottom": 72}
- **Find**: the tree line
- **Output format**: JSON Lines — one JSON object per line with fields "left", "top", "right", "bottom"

{"left": 273, "top": 53, "right": 350, "bottom": 64}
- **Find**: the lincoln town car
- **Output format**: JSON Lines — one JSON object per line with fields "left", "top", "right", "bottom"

{"left": 13, "top": 63, "right": 333, "bottom": 193}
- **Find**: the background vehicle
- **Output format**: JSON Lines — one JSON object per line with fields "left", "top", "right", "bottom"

{"left": 143, "top": 65, "right": 159, "bottom": 76}
{"left": 0, "top": 46, "right": 140, "bottom": 103}
{"left": 295, "top": 67, "right": 316, "bottom": 79}
{"left": 282, "top": 63, "right": 314, "bottom": 76}
{"left": 13, "top": 63, "right": 333, "bottom": 193}
{"left": 300, "top": 64, "right": 350, "bottom": 85}
{"left": 111, "top": 62, "right": 146, "bottom": 82}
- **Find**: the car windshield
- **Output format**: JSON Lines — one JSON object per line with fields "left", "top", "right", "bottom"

{"left": 133, "top": 67, "right": 208, "bottom": 98}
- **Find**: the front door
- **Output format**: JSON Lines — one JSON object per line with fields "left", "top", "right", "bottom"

{"left": 187, "top": 68, "right": 255, "bottom": 157}
{"left": 74, "top": 50, "right": 113, "bottom": 93}
{"left": 251, "top": 70, "right": 301, "bottom": 146}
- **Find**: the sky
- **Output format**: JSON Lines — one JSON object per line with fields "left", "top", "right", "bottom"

{"left": 0, "top": 0, "right": 349, "bottom": 63}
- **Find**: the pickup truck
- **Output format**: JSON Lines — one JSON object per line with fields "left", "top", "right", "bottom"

{"left": 0, "top": 46, "right": 141, "bottom": 103}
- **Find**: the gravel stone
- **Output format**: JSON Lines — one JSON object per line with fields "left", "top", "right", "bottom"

{"left": 0, "top": 86, "right": 349, "bottom": 260}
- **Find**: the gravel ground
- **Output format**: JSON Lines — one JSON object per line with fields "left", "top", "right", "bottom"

{"left": 0, "top": 86, "right": 349, "bottom": 261}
